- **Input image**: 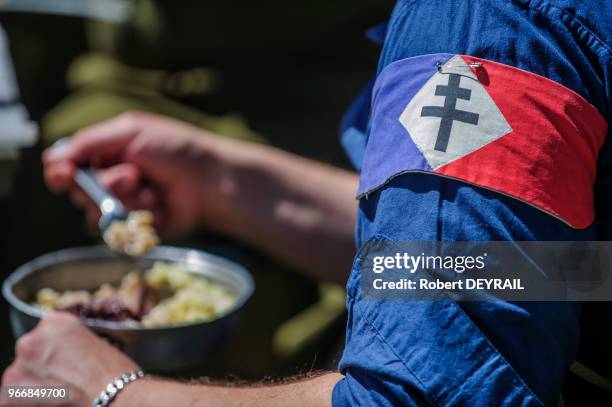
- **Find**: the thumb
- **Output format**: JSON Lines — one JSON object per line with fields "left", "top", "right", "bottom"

{"left": 43, "top": 113, "right": 147, "bottom": 166}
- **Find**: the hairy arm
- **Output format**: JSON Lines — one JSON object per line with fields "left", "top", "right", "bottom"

{"left": 1, "top": 313, "right": 343, "bottom": 407}
{"left": 116, "top": 372, "right": 342, "bottom": 407}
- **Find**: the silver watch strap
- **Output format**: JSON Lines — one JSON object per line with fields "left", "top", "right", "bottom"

{"left": 93, "top": 370, "right": 145, "bottom": 407}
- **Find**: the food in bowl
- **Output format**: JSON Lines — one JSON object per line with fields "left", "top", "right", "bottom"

{"left": 104, "top": 210, "right": 160, "bottom": 256}
{"left": 34, "top": 262, "right": 237, "bottom": 327}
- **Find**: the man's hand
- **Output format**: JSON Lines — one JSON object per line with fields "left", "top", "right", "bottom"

{"left": 44, "top": 112, "right": 235, "bottom": 238}
{"left": 1, "top": 312, "right": 139, "bottom": 407}
{"left": 0, "top": 312, "right": 341, "bottom": 406}
{"left": 44, "top": 111, "right": 358, "bottom": 282}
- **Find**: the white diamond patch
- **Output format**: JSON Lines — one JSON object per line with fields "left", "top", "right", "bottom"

{"left": 399, "top": 55, "right": 512, "bottom": 169}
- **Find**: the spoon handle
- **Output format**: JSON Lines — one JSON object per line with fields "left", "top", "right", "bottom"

{"left": 74, "top": 168, "right": 126, "bottom": 217}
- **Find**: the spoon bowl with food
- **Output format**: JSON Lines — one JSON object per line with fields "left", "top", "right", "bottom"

{"left": 72, "top": 165, "right": 160, "bottom": 256}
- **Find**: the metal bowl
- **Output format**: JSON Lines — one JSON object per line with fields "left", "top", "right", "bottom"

{"left": 2, "top": 246, "right": 254, "bottom": 372}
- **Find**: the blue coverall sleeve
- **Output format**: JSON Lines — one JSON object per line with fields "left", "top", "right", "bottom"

{"left": 333, "top": 0, "right": 612, "bottom": 405}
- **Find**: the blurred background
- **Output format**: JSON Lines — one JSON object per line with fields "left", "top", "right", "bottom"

{"left": 0, "top": 0, "right": 394, "bottom": 380}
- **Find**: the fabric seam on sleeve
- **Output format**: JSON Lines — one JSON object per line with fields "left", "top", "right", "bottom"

{"left": 354, "top": 299, "right": 544, "bottom": 406}
{"left": 515, "top": 0, "right": 611, "bottom": 57}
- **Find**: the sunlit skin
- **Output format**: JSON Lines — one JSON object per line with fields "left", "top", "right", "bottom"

{"left": 2, "top": 112, "right": 358, "bottom": 406}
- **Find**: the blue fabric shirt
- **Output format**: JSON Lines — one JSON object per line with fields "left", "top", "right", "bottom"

{"left": 334, "top": 0, "right": 612, "bottom": 405}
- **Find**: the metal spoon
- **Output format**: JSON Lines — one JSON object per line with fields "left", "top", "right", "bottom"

{"left": 73, "top": 167, "right": 129, "bottom": 235}
{"left": 52, "top": 138, "right": 128, "bottom": 245}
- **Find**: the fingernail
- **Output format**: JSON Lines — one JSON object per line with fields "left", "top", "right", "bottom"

{"left": 45, "top": 143, "right": 69, "bottom": 162}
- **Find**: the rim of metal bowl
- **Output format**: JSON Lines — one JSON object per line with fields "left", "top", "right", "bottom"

{"left": 2, "top": 246, "right": 255, "bottom": 332}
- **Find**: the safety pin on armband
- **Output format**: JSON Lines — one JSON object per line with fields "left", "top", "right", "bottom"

{"left": 436, "top": 61, "right": 483, "bottom": 72}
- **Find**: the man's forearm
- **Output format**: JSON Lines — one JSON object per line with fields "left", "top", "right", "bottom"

{"left": 116, "top": 372, "right": 342, "bottom": 407}
{"left": 208, "top": 139, "right": 358, "bottom": 283}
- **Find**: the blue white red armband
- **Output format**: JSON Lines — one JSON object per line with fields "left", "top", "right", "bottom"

{"left": 359, "top": 54, "right": 608, "bottom": 228}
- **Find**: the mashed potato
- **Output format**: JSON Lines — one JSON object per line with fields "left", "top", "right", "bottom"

{"left": 104, "top": 210, "right": 160, "bottom": 256}
{"left": 141, "top": 263, "right": 236, "bottom": 327}
{"left": 34, "top": 262, "right": 236, "bottom": 327}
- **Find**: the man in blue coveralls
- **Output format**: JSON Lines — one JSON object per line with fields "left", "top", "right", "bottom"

{"left": 2, "top": 0, "right": 611, "bottom": 406}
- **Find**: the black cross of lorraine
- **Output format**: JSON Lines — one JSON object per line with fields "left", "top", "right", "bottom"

{"left": 420, "top": 73, "right": 479, "bottom": 152}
